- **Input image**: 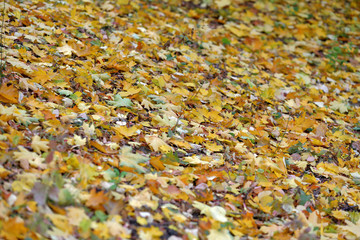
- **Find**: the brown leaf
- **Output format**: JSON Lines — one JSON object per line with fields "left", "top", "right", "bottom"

{"left": 315, "top": 123, "right": 328, "bottom": 138}
{"left": 31, "top": 182, "right": 48, "bottom": 206}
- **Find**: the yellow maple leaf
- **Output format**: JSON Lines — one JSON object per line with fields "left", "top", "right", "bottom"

{"left": 340, "top": 220, "right": 360, "bottom": 238}
{"left": 183, "top": 155, "right": 209, "bottom": 165}
{"left": 57, "top": 44, "right": 75, "bottom": 56}
{"left": 215, "top": 0, "right": 231, "bottom": 8}
{"left": 13, "top": 146, "right": 46, "bottom": 169}
{"left": 204, "top": 141, "right": 223, "bottom": 152}
{"left": 138, "top": 226, "right": 163, "bottom": 240}
{"left": 145, "top": 135, "right": 173, "bottom": 153}
{"left": 6, "top": 56, "right": 33, "bottom": 74}
{"left": 129, "top": 189, "right": 158, "bottom": 210}
{"left": 47, "top": 214, "right": 72, "bottom": 233}
{"left": 225, "top": 24, "right": 249, "bottom": 38}
{"left": 67, "top": 207, "right": 90, "bottom": 226}
{"left": 169, "top": 139, "right": 192, "bottom": 149}
{"left": 192, "top": 201, "right": 228, "bottom": 222}
{"left": 11, "top": 173, "right": 37, "bottom": 192}
{"left": 208, "top": 229, "right": 233, "bottom": 240}
{"left": 67, "top": 134, "right": 86, "bottom": 146}
{"left": 113, "top": 125, "right": 139, "bottom": 138}
{"left": 234, "top": 142, "right": 247, "bottom": 153}
{"left": 32, "top": 69, "right": 50, "bottom": 85}
{"left": 117, "top": 0, "right": 129, "bottom": 4}
{"left": 83, "top": 123, "right": 95, "bottom": 138}
{"left": 106, "top": 217, "right": 131, "bottom": 238}
{"left": 31, "top": 135, "right": 49, "bottom": 154}
{"left": 330, "top": 100, "right": 349, "bottom": 113}
{"left": 206, "top": 110, "right": 223, "bottom": 123}
{"left": 332, "top": 210, "right": 348, "bottom": 220}
{"left": 118, "top": 87, "right": 142, "bottom": 97}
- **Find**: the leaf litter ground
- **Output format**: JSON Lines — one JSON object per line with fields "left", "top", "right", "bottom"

{"left": 1, "top": 0, "right": 360, "bottom": 239}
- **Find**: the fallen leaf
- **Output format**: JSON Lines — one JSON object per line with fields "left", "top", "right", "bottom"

{"left": 86, "top": 188, "right": 109, "bottom": 210}
{"left": 1, "top": 218, "right": 28, "bottom": 240}
{"left": 145, "top": 135, "right": 173, "bottom": 153}
{"left": 0, "top": 84, "right": 18, "bottom": 104}
{"left": 31, "top": 135, "right": 49, "bottom": 154}
{"left": 193, "top": 201, "right": 228, "bottom": 222}
{"left": 118, "top": 146, "right": 149, "bottom": 173}
{"left": 107, "top": 94, "right": 132, "bottom": 108}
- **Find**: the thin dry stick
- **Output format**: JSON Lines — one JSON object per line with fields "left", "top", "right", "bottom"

{"left": 272, "top": 111, "right": 292, "bottom": 157}
{"left": 251, "top": 79, "right": 276, "bottom": 128}
{"left": 0, "top": 0, "right": 5, "bottom": 84}
{"left": 248, "top": 78, "right": 292, "bottom": 158}
{"left": 172, "top": 79, "right": 206, "bottom": 132}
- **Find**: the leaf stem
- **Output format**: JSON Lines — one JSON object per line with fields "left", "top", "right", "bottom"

{"left": 171, "top": 79, "right": 205, "bottom": 132}
{"left": 0, "top": 0, "right": 5, "bottom": 84}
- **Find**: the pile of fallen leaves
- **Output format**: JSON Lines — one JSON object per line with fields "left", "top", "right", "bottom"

{"left": 0, "top": 0, "right": 360, "bottom": 239}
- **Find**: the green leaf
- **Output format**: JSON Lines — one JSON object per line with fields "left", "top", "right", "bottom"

{"left": 246, "top": 79, "right": 255, "bottom": 88}
{"left": 324, "top": 225, "right": 338, "bottom": 233}
{"left": 57, "top": 89, "right": 73, "bottom": 96}
{"left": 222, "top": 37, "right": 231, "bottom": 45}
{"left": 119, "top": 146, "right": 149, "bottom": 173}
{"left": 107, "top": 94, "right": 132, "bottom": 108}
{"left": 58, "top": 189, "right": 74, "bottom": 205}
{"left": 52, "top": 171, "right": 64, "bottom": 188}
{"left": 272, "top": 112, "right": 282, "bottom": 119}
{"left": 13, "top": 135, "right": 20, "bottom": 146}
{"left": 288, "top": 142, "right": 303, "bottom": 154}
{"left": 166, "top": 53, "right": 175, "bottom": 61}
{"left": 90, "top": 39, "right": 102, "bottom": 46}
{"left": 79, "top": 219, "right": 91, "bottom": 233}
{"left": 94, "top": 210, "right": 107, "bottom": 222}
{"left": 299, "top": 190, "right": 312, "bottom": 205}
{"left": 349, "top": 211, "right": 360, "bottom": 224}
{"left": 148, "top": 95, "right": 166, "bottom": 104}
{"left": 163, "top": 151, "right": 180, "bottom": 163}
{"left": 102, "top": 169, "right": 117, "bottom": 181}
{"left": 92, "top": 73, "right": 110, "bottom": 82}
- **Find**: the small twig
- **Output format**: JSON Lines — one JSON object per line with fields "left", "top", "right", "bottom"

{"left": 0, "top": 0, "right": 5, "bottom": 84}
{"left": 171, "top": 79, "right": 205, "bottom": 132}
{"left": 247, "top": 75, "right": 292, "bottom": 158}
{"left": 273, "top": 111, "right": 292, "bottom": 157}
{"left": 251, "top": 79, "right": 276, "bottom": 129}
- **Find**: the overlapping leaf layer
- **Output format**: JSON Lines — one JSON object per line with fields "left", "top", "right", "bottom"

{"left": 1, "top": 0, "right": 360, "bottom": 239}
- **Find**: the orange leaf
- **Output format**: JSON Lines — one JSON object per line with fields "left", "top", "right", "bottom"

{"left": 166, "top": 185, "right": 189, "bottom": 201}
{"left": 86, "top": 189, "right": 109, "bottom": 210}
{"left": 48, "top": 203, "right": 67, "bottom": 215}
{"left": 195, "top": 189, "right": 214, "bottom": 202}
{"left": 149, "top": 156, "right": 165, "bottom": 171}
{"left": 118, "top": 165, "right": 137, "bottom": 173}
{"left": 147, "top": 179, "right": 160, "bottom": 194}
{"left": 169, "top": 139, "right": 192, "bottom": 150}
{"left": 0, "top": 84, "right": 18, "bottom": 103}
{"left": 1, "top": 218, "right": 28, "bottom": 240}
{"left": 199, "top": 219, "right": 212, "bottom": 230}
{"left": 90, "top": 141, "right": 118, "bottom": 154}
{"left": 41, "top": 110, "right": 57, "bottom": 120}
